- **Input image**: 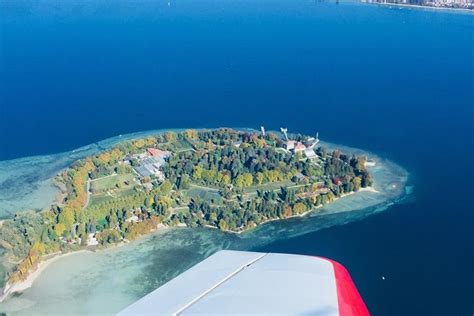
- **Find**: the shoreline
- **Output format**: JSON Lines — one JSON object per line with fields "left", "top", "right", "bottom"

{"left": 0, "top": 126, "right": 376, "bottom": 218}
{"left": 0, "top": 250, "right": 91, "bottom": 302}
{"left": 364, "top": 1, "right": 473, "bottom": 13}
{"left": 0, "top": 129, "right": 404, "bottom": 304}
{"left": 0, "top": 224, "right": 171, "bottom": 303}
{"left": 0, "top": 186, "right": 380, "bottom": 301}
{"left": 202, "top": 185, "right": 380, "bottom": 235}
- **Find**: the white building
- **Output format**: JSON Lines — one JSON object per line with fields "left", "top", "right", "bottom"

{"left": 87, "top": 233, "right": 98, "bottom": 246}
{"left": 304, "top": 148, "right": 317, "bottom": 159}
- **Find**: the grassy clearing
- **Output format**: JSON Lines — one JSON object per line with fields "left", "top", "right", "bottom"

{"left": 173, "top": 139, "right": 194, "bottom": 152}
{"left": 89, "top": 187, "right": 138, "bottom": 207}
{"left": 184, "top": 185, "right": 223, "bottom": 204}
{"left": 91, "top": 173, "right": 136, "bottom": 192}
{"left": 158, "top": 139, "right": 194, "bottom": 153}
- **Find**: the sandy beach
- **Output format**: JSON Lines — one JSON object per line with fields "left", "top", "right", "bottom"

{"left": 0, "top": 250, "right": 92, "bottom": 302}
{"left": 0, "top": 150, "right": 409, "bottom": 314}
{"left": 0, "top": 183, "right": 381, "bottom": 300}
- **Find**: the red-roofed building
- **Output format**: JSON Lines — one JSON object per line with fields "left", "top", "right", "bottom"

{"left": 294, "top": 142, "right": 306, "bottom": 153}
{"left": 147, "top": 148, "right": 170, "bottom": 158}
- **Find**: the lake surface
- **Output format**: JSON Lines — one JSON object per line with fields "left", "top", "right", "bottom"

{"left": 0, "top": 0, "right": 473, "bottom": 315}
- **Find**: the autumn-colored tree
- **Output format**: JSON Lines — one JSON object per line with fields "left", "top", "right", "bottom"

{"left": 97, "top": 152, "right": 111, "bottom": 165}
{"left": 282, "top": 205, "right": 293, "bottom": 218}
{"left": 327, "top": 191, "right": 335, "bottom": 202}
{"left": 293, "top": 202, "right": 307, "bottom": 215}
{"left": 205, "top": 139, "right": 215, "bottom": 151}
{"left": 109, "top": 148, "right": 123, "bottom": 162}
{"left": 185, "top": 129, "right": 198, "bottom": 140}
{"left": 218, "top": 219, "right": 228, "bottom": 231}
{"left": 243, "top": 173, "right": 253, "bottom": 187}
{"left": 145, "top": 196, "right": 154, "bottom": 208}
{"left": 58, "top": 208, "right": 75, "bottom": 232}
{"left": 235, "top": 175, "right": 245, "bottom": 188}
{"left": 30, "top": 242, "right": 46, "bottom": 256}
{"left": 145, "top": 136, "right": 157, "bottom": 147}
{"left": 133, "top": 139, "right": 146, "bottom": 149}
{"left": 164, "top": 131, "right": 177, "bottom": 142}
{"left": 96, "top": 229, "right": 122, "bottom": 245}
{"left": 193, "top": 166, "right": 203, "bottom": 180}
{"left": 352, "top": 176, "right": 362, "bottom": 191}
{"left": 157, "top": 196, "right": 173, "bottom": 208}
{"left": 54, "top": 223, "right": 66, "bottom": 237}
{"left": 221, "top": 174, "right": 231, "bottom": 185}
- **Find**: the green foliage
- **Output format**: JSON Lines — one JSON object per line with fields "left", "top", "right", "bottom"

{"left": 3, "top": 128, "right": 374, "bottom": 287}
{"left": 0, "top": 211, "right": 45, "bottom": 258}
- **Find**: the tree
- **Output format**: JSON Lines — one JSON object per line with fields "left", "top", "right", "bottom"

{"left": 108, "top": 212, "right": 119, "bottom": 228}
{"left": 145, "top": 197, "right": 154, "bottom": 209}
{"left": 256, "top": 172, "right": 264, "bottom": 185}
{"left": 352, "top": 176, "right": 362, "bottom": 191}
{"left": 222, "top": 174, "right": 231, "bottom": 186}
{"left": 96, "top": 229, "right": 122, "bottom": 245}
{"left": 145, "top": 136, "right": 156, "bottom": 147}
{"left": 97, "top": 152, "right": 112, "bottom": 165}
{"left": 279, "top": 186, "right": 289, "bottom": 201}
{"left": 30, "top": 242, "right": 46, "bottom": 256}
{"left": 40, "top": 228, "right": 50, "bottom": 243}
{"left": 218, "top": 219, "right": 228, "bottom": 231}
{"left": 58, "top": 208, "right": 75, "bottom": 232}
{"left": 164, "top": 132, "right": 177, "bottom": 142}
{"left": 133, "top": 139, "right": 146, "bottom": 149}
{"left": 235, "top": 175, "right": 245, "bottom": 188}
{"left": 243, "top": 173, "right": 253, "bottom": 187}
{"left": 158, "top": 196, "right": 173, "bottom": 209}
{"left": 76, "top": 223, "right": 86, "bottom": 239}
{"left": 54, "top": 223, "right": 66, "bottom": 237}
{"left": 193, "top": 166, "right": 203, "bottom": 181}
{"left": 293, "top": 202, "right": 307, "bottom": 215}
{"left": 209, "top": 212, "right": 218, "bottom": 224}
{"left": 282, "top": 205, "right": 293, "bottom": 218}
{"left": 185, "top": 129, "right": 198, "bottom": 140}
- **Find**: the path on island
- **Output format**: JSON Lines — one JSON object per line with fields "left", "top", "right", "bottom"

{"left": 188, "top": 184, "right": 219, "bottom": 192}
{"left": 82, "top": 178, "right": 91, "bottom": 210}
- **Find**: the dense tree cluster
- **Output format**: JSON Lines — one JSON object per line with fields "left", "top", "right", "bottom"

{"left": 0, "top": 128, "right": 373, "bottom": 287}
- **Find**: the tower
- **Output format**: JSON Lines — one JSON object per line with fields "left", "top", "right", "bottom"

{"left": 280, "top": 128, "right": 289, "bottom": 141}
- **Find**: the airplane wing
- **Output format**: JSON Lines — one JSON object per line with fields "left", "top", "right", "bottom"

{"left": 118, "top": 250, "right": 369, "bottom": 315}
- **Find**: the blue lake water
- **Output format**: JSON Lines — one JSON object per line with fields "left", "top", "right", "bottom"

{"left": 0, "top": 0, "right": 473, "bottom": 315}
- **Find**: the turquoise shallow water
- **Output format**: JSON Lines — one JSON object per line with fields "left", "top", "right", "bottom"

{"left": 0, "top": 129, "right": 174, "bottom": 217}
{"left": 0, "top": 0, "right": 472, "bottom": 314}
{"left": 0, "top": 136, "right": 409, "bottom": 315}
{"left": 0, "top": 145, "right": 408, "bottom": 315}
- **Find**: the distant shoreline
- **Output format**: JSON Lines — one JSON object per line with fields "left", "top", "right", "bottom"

{"left": 364, "top": 1, "right": 473, "bottom": 13}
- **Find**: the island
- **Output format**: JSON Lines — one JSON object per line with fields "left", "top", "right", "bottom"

{"left": 0, "top": 128, "right": 374, "bottom": 300}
